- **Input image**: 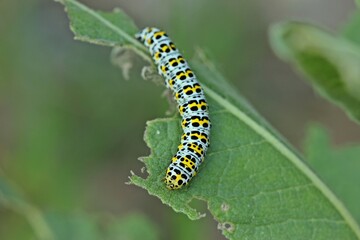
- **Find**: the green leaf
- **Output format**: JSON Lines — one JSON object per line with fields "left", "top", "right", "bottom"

{"left": 0, "top": 176, "right": 159, "bottom": 240}
{"left": 305, "top": 124, "right": 360, "bottom": 225}
{"left": 270, "top": 22, "right": 360, "bottom": 124}
{"left": 106, "top": 213, "right": 160, "bottom": 240}
{"left": 58, "top": 0, "right": 150, "bottom": 63}
{"left": 46, "top": 212, "right": 160, "bottom": 240}
{"left": 130, "top": 55, "right": 360, "bottom": 239}
{"left": 342, "top": 11, "right": 360, "bottom": 46}
{"left": 61, "top": 0, "right": 143, "bottom": 49}
{"left": 0, "top": 176, "right": 27, "bottom": 207}
{"left": 55, "top": 1, "right": 360, "bottom": 239}
{"left": 44, "top": 212, "right": 101, "bottom": 240}
{"left": 0, "top": 176, "right": 55, "bottom": 240}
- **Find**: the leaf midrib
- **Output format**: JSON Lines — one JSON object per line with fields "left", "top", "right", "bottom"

{"left": 65, "top": 0, "right": 147, "bottom": 51}
{"left": 202, "top": 84, "right": 360, "bottom": 238}
{"left": 62, "top": 0, "right": 360, "bottom": 237}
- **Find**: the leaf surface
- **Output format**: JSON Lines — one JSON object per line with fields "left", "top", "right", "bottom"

{"left": 305, "top": 125, "right": 360, "bottom": 226}
{"left": 55, "top": 1, "right": 360, "bottom": 239}
{"left": 1, "top": 176, "right": 159, "bottom": 240}
{"left": 0, "top": 176, "right": 55, "bottom": 240}
{"left": 270, "top": 22, "right": 360, "bottom": 123}
{"left": 130, "top": 56, "right": 360, "bottom": 239}
{"left": 342, "top": 11, "right": 360, "bottom": 46}
{"left": 61, "top": 0, "right": 143, "bottom": 50}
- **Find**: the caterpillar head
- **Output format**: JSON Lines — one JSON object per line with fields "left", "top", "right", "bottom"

{"left": 135, "top": 27, "right": 149, "bottom": 43}
{"left": 165, "top": 164, "right": 190, "bottom": 190}
{"left": 135, "top": 27, "right": 161, "bottom": 47}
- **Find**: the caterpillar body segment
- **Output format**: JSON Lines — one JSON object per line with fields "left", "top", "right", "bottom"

{"left": 136, "top": 27, "right": 211, "bottom": 190}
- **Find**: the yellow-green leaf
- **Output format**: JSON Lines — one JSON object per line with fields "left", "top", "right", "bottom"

{"left": 305, "top": 124, "right": 360, "bottom": 225}
{"left": 54, "top": 1, "right": 360, "bottom": 239}
{"left": 270, "top": 22, "right": 360, "bottom": 124}
{"left": 130, "top": 55, "right": 360, "bottom": 239}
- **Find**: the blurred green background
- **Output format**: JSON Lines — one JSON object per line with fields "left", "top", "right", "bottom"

{"left": 1, "top": 0, "right": 360, "bottom": 239}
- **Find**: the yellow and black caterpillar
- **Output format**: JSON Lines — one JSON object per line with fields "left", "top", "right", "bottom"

{"left": 136, "top": 27, "right": 211, "bottom": 190}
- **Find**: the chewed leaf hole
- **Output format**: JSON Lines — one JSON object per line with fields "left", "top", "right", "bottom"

{"left": 218, "top": 222, "right": 235, "bottom": 233}
{"left": 188, "top": 198, "right": 208, "bottom": 218}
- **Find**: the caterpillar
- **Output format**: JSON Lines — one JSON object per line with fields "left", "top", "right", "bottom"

{"left": 135, "top": 27, "right": 211, "bottom": 190}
